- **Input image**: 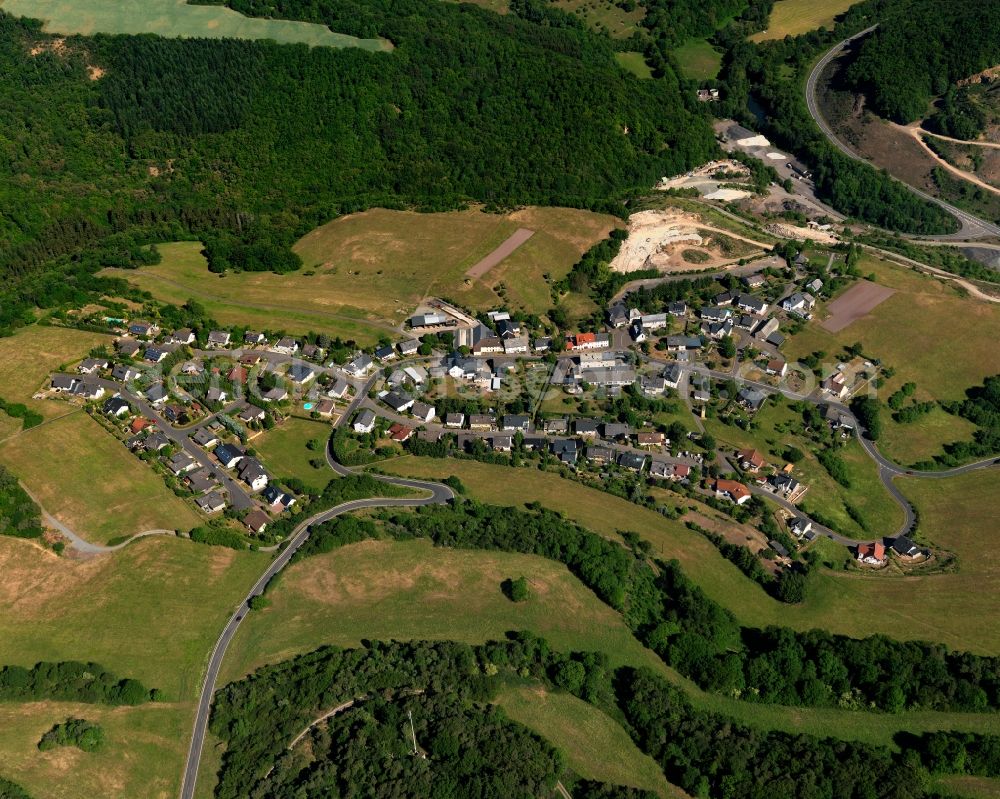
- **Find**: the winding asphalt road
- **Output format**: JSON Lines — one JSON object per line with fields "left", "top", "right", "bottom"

{"left": 177, "top": 387, "right": 454, "bottom": 799}
{"left": 804, "top": 25, "right": 1000, "bottom": 240}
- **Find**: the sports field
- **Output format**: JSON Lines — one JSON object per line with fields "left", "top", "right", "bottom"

{"left": 0, "top": 536, "right": 265, "bottom": 798}
{"left": 496, "top": 686, "right": 679, "bottom": 798}
{"left": 380, "top": 457, "right": 1000, "bottom": 655}
{"left": 750, "top": 0, "right": 859, "bottom": 41}
{"left": 0, "top": 412, "right": 201, "bottom": 545}
{"left": 0, "top": 0, "right": 391, "bottom": 50}
{"left": 253, "top": 417, "right": 331, "bottom": 494}
{"left": 672, "top": 39, "right": 723, "bottom": 81}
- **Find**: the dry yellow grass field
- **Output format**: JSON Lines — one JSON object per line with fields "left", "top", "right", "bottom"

{"left": 751, "top": 0, "right": 859, "bottom": 41}
{"left": 0, "top": 412, "right": 201, "bottom": 544}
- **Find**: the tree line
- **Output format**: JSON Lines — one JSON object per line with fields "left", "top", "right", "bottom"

{"left": 296, "top": 499, "right": 1000, "bottom": 713}
{"left": 0, "top": 661, "right": 158, "bottom": 704}
{"left": 0, "top": 465, "right": 43, "bottom": 540}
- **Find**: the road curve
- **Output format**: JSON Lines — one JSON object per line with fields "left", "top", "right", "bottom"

{"left": 804, "top": 26, "right": 1000, "bottom": 241}
{"left": 178, "top": 388, "right": 453, "bottom": 799}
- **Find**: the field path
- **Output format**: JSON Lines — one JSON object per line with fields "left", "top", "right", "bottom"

{"left": 465, "top": 228, "right": 534, "bottom": 279}
{"left": 900, "top": 124, "right": 1000, "bottom": 197}
{"left": 919, "top": 128, "right": 1000, "bottom": 150}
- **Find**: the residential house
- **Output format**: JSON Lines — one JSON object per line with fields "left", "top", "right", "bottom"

{"left": 574, "top": 418, "right": 599, "bottom": 438}
{"left": 78, "top": 358, "right": 109, "bottom": 375}
{"left": 102, "top": 396, "right": 131, "bottom": 418}
{"left": 663, "top": 364, "right": 684, "bottom": 389}
{"left": 618, "top": 452, "right": 647, "bottom": 472}
{"left": 51, "top": 374, "right": 79, "bottom": 393}
{"left": 273, "top": 337, "right": 299, "bottom": 355}
{"left": 444, "top": 413, "right": 465, "bottom": 428}
{"left": 496, "top": 318, "right": 520, "bottom": 339}
{"left": 327, "top": 377, "right": 350, "bottom": 399}
{"left": 382, "top": 390, "right": 414, "bottom": 414}
{"left": 471, "top": 336, "right": 504, "bottom": 356}
{"left": 737, "top": 387, "right": 767, "bottom": 412}
{"left": 704, "top": 319, "right": 734, "bottom": 341}
{"left": 144, "top": 347, "right": 169, "bottom": 364}
{"left": 567, "top": 332, "right": 610, "bottom": 351}
{"left": 214, "top": 442, "right": 245, "bottom": 469}
{"left": 169, "top": 329, "right": 195, "bottom": 346}
{"left": 855, "top": 542, "right": 886, "bottom": 566}
{"left": 765, "top": 358, "right": 787, "bottom": 377}
{"left": 185, "top": 468, "right": 218, "bottom": 495}
{"left": 403, "top": 366, "right": 428, "bottom": 385}
{"left": 196, "top": 491, "right": 227, "bottom": 514}
{"left": 890, "top": 536, "right": 925, "bottom": 560}
{"left": 116, "top": 338, "right": 142, "bottom": 358}
{"left": 503, "top": 336, "right": 529, "bottom": 355}
{"left": 755, "top": 317, "right": 780, "bottom": 341}
{"left": 665, "top": 335, "right": 702, "bottom": 352}
{"left": 288, "top": 364, "right": 316, "bottom": 384}
{"left": 578, "top": 351, "right": 618, "bottom": 370}
{"left": 262, "top": 484, "right": 296, "bottom": 511}
{"left": 713, "top": 478, "right": 751, "bottom": 505}
{"left": 736, "top": 294, "right": 768, "bottom": 315}
{"left": 411, "top": 401, "right": 436, "bottom": 424}
{"left": 71, "top": 381, "right": 104, "bottom": 400}
{"left": 735, "top": 314, "right": 759, "bottom": 333}
{"left": 468, "top": 414, "right": 496, "bottom": 431}
{"left": 128, "top": 321, "right": 158, "bottom": 338}
{"left": 640, "top": 312, "right": 669, "bottom": 331}
{"left": 192, "top": 428, "right": 219, "bottom": 448}
{"left": 262, "top": 387, "right": 288, "bottom": 403}
{"left": 315, "top": 399, "right": 336, "bottom": 417}
{"left": 533, "top": 337, "right": 552, "bottom": 352}
{"left": 789, "top": 517, "right": 813, "bottom": 538}
{"left": 824, "top": 404, "right": 855, "bottom": 433}
{"left": 602, "top": 422, "right": 630, "bottom": 440}
{"left": 301, "top": 343, "right": 324, "bottom": 361}
{"left": 244, "top": 509, "right": 271, "bottom": 535}
{"left": 237, "top": 406, "right": 266, "bottom": 425}
{"left": 586, "top": 445, "right": 614, "bottom": 464}
{"left": 167, "top": 451, "right": 198, "bottom": 476}
{"left": 375, "top": 344, "right": 397, "bottom": 361}
{"left": 227, "top": 366, "right": 247, "bottom": 384}
{"left": 737, "top": 448, "right": 766, "bottom": 472}
{"left": 238, "top": 457, "right": 269, "bottom": 491}
{"left": 244, "top": 331, "right": 266, "bottom": 346}
{"left": 398, "top": 338, "right": 420, "bottom": 356}
{"left": 766, "top": 331, "right": 785, "bottom": 348}
{"left": 806, "top": 278, "right": 823, "bottom": 293}
{"left": 130, "top": 417, "right": 153, "bottom": 434}
{"left": 641, "top": 376, "right": 666, "bottom": 395}
{"left": 206, "top": 387, "right": 228, "bottom": 404}
{"left": 490, "top": 433, "right": 513, "bottom": 452}
{"left": 780, "top": 292, "right": 815, "bottom": 315}
{"left": 345, "top": 353, "right": 374, "bottom": 377}
{"left": 502, "top": 414, "right": 530, "bottom": 432}
{"left": 769, "top": 473, "right": 800, "bottom": 496}
{"left": 700, "top": 306, "right": 732, "bottom": 323}
{"left": 822, "top": 371, "right": 850, "bottom": 400}
{"left": 637, "top": 431, "right": 665, "bottom": 448}
{"left": 145, "top": 384, "right": 169, "bottom": 406}
{"left": 667, "top": 301, "right": 687, "bottom": 317}
{"left": 112, "top": 364, "right": 141, "bottom": 382}
{"left": 742, "top": 273, "right": 766, "bottom": 289}
{"left": 543, "top": 418, "right": 568, "bottom": 435}
{"left": 144, "top": 431, "right": 170, "bottom": 452}
{"left": 353, "top": 409, "right": 377, "bottom": 434}
{"left": 607, "top": 304, "right": 629, "bottom": 328}
{"left": 550, "top": 439, "right": 578, "bottom": 466}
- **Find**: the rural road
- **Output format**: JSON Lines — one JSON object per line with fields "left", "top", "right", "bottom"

{"left": 178, "top": 404, "right": 454, "bottom": 799}
{"left": 804, "top": 25, "right": 1000, "bottom": 240}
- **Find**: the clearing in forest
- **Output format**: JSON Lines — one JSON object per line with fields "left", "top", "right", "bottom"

{"left": 750, "top": 0, "right": 859, "bottom": 41}
{"left": 0, "top": 0, "right": 392, "bottom": 50}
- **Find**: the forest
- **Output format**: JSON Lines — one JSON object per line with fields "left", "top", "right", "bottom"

{"left": 0, "top": 465, "right": 43, "bottom": 540}
{"left": 714, "top": 0, "right": 960, "bottom": 234}
{"left": 209, "top": 636, "right": 1000, "bottom": 799}
{"left": 297, "top": 500, "right": 1000, "bottom": 713}
{"left": 0, "top": 661, "right": 157, "bottom": 705}
{"left": 846, "top": 0, "right": 1000, "bottom": 123}
{"left": 0, "top": 0, "right": 718, "bottom": 334}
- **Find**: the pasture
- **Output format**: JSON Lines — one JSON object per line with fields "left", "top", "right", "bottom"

{"left": 0, "top": 536, "right": 264, "bottom": 797}
{"left": 615, "top": 51, "right": 652, "bottom": 79}
{"left": 0, "top": 412, "right": 201, "bottom": 545}
{"left": 253, "top": 417, "right": 331, "bottom": 493}
{"left": 110, "top": 207, "right": 618, "bottom": 338}
{"left": 787, "top": 256, "right": 1000, "bottom": 398}
{"left": 750, "top": 0, "right": 860, "bottom": 41}
{"left": 551, "top": 0, "right": 645, "bottom": 39}
{"left": 0, "top": 0, "right": 391, "bottom": 50}
{"left": 672, "top": 39, "right": 723, "bottom": 81}
{"left": 219, "top": 537, "right": 666, "bottom": 684}
{"left": 0, "top": 701, "right": 186, "bottom": 799}
{"left": 496, "top": 686, "right": 679, "bottom": 798}
{"left": 380, "top": 457, "right": 1000, "bottom": 655}
{"left": 0, "top": 325, "right": 108, "bottom": 422}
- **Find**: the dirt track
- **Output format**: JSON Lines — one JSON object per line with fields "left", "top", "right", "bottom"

{"left": 820, "top": 280, "right": 895, "bottom": 332}
{"left": 465, "top": 228, "right": 534, "bottom": 279}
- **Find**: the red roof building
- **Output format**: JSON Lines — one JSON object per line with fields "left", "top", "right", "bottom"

{"left": 713, "top": 478, "right": 751, "bottom": 505}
